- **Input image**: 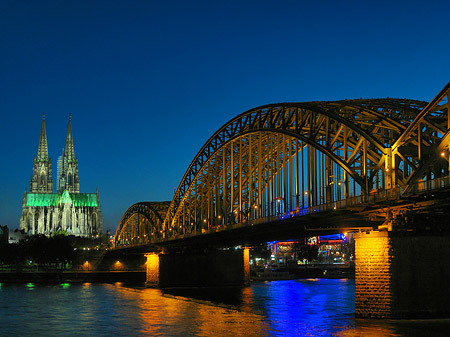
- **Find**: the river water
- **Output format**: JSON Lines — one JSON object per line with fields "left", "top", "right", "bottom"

{"left": 1, "top": 279, "right": 449, "bottom": 336}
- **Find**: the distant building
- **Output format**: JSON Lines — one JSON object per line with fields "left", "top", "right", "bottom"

{"left": 19, "top": 114, "right": 103, "bottom": 237}
{"left": 0, "top": 226, "right": 26, "bottom": 244}
{"left": 8, "top": 228, "right": 27, "bottom": 244}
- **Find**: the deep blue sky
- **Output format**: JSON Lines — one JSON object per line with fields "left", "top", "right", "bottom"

{"left": 1, "top": 0, "right": 449, "bottom": 233}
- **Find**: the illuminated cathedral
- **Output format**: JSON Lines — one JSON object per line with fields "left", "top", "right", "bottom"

{"left": 19, "top": 114, "right": 103, "bottom": 237}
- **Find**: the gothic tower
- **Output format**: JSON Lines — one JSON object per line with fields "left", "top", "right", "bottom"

{"left": 57, "top": 114, "right": 80, "bottom": 193}
{"left": 30, "top": 113, "right": 53, "bottom": 193}
{"left": 20, "top": 114, "right": 103, "bottom": 237}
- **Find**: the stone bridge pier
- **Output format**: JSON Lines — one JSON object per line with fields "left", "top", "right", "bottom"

{"left": 145, "top": 248, "right": 250, "bottom": 288}
{"left": 354, "top": 229, "right": 450, "bottom": 318}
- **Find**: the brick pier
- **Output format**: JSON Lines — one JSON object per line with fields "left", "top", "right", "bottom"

{"left": 355, "top": 231, "right": 450, "bottom": 318}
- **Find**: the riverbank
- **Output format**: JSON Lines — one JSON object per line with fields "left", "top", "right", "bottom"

{"left": 251, "top": 264, "right": 354, "bottom": 281}
{"left": 0, "top": 264, "right": 354, "bottom": 284}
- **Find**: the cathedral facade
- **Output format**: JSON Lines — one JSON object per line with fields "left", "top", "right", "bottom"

{"left": 19, "top": 114, "right": 103, "bottom": 237}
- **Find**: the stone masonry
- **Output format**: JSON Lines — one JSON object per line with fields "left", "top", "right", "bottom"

{"left": 355, "top": 230, "right": 450, "bottom": 318}
{"left": 355, "top": 231, "right": 392, "bottom": 318}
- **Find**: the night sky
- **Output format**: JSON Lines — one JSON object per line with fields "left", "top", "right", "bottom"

{"left": 1, "top": 0, "right": 449, "bottom": 233}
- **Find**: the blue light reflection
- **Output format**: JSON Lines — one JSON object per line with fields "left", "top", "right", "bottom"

{"left": 250, "top": 279, "right": 355, "bottom": 336}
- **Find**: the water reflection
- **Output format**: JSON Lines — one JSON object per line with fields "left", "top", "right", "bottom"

{"left": 247, "top": 279, "right": 354, "bottom": 336}
{"left": 1, "top": 280, "right": 450, "bottom": 336}
{"left": 117, "top": 285, "right": 270, "bottom": 336}
{"left": 163, "top": 287, "right": 246, "bottom": 306}
{"left": 338, "top": 318, "right": 450, "bottom": 337}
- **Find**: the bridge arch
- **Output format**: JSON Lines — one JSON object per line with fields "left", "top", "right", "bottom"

{"left": 115, "top": 81, "right": 450, "bottom": 246}
{"left": 163, "top": 98, "right": 438, "bottom": 234}
{"left": 115, "top": 201, "right": 170, "bottom": 247}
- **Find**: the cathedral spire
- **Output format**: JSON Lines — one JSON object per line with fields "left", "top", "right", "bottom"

{"left": 57, "top": 114, "right": 80, "bottom": 193}
{"left": 37, "top": 112, "right": 49, "bottom": 161}
{"left": 30, "top": 113, "right": 53, "bottom": 193}
{"left": 63, "top": 113, "right": 75, "bottom": 160}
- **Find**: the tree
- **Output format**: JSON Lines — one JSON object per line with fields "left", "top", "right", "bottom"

{"left": 292, "top": 240, "right": 319, "bottom": 263}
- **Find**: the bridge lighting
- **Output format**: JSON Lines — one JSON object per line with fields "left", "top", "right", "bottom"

{"left": 305, "top": 191, "right": 309, "bottom": 195}
{"left": 338, "top": 182, "right": 342, "bottom": 186}
{"left": 441, "top": 151, "right": 445, "bottom": 157}
{"left": 254, "top": 205, "right": 258, "bottom": 209}
{"left": 113, "top": 260, "right": 123, "bottom": 270}
{"left": 203, "top": 219, "right": 207, "bottom": 222}
{"left": 218, "top": 215, "right": 221, "bottom": 219}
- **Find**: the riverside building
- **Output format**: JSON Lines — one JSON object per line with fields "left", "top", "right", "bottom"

{"left": 19, "top": 114, "right": 102, "bottom": 237}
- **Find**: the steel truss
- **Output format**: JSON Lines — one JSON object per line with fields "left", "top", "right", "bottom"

{"left": 115, "top": 201, "right": 170, "bottom": 246}
{"left": 116, "top": 81, "right": 450, "bottom": 246}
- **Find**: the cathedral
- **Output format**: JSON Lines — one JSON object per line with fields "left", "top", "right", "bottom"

{"left": 19, "top": 114, "right": 103, "bottom": 237}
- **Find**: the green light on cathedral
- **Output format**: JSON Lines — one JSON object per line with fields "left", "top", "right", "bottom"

{"left": 26, "top": 193, "right": 98, "bottom": 207}
{"left": 61, "top": 190, "right": 72, "bottom": 204}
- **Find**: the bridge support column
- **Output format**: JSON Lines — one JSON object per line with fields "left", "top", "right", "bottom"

{"left": 354, "top": 230, "right": 450, "bottom": 318}
{"left": 145, "top": 248, "right": 250, "bottom": 288}
{"left": 145, "top": 253, "right": 160, "bottom": 287}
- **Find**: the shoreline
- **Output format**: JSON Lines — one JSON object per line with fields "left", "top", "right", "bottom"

{"left": 0, "top": 270, "right": 146, "bottom": 284}
{"left": 0, "top": 265, "right": 355, "bottom": 284}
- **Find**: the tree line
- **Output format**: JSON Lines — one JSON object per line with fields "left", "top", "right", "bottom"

{"left": 0, "top": 234, "right": 110, "bottom": 271}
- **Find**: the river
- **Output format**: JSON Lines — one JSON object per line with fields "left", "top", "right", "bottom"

{"left": 1, "top": 279, "right": 449, "bottom": 336}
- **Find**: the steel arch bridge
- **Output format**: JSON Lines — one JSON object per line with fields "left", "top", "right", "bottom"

{"left": 115, "top": 81, "right": 450, "bottom": 247}
{"left": 115, "top": 201, "right": 170, "bottom": 246}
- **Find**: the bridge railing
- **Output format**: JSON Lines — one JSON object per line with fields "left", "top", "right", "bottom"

{"left": 245, "top": 188, "right": 402, "bottom": 227}
{"left": 165, "top": 188, "right": 403, "bottom": 240}
{"left": 407, "top": 175, "right": 450, "bottom": 194}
